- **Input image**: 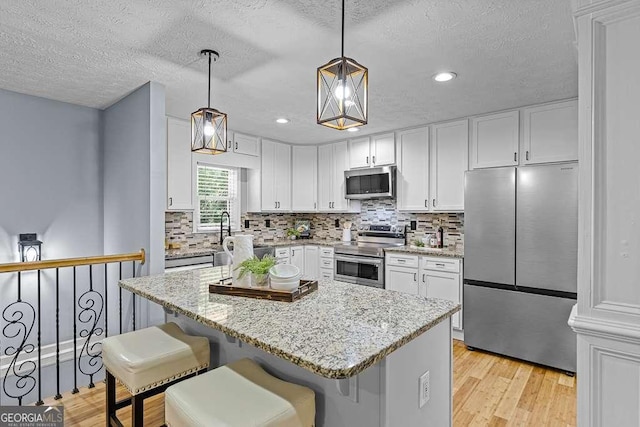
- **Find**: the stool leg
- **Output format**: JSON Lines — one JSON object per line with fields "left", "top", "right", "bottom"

{"left": 106, "top": 370, "right": 116, "bottom": 427}
{"left": 131, "top": 394, "right": 144, "bottom": 427}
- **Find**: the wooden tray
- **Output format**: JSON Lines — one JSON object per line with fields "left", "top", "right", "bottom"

{"left": 208, "top": 280, "right": 318, "bottom": 302}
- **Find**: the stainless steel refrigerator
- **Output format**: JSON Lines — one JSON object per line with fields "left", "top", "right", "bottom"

{"left": 463, "top": 163, "right": 577, "bottom": 373}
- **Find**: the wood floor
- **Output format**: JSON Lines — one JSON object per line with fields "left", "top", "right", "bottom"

{"left": 39, "top": 340, "right": 575, "bottom": 426}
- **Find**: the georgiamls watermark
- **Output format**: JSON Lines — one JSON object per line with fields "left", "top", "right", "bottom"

{"left": 0, "top": 406, "right": 63, "bottom": 427}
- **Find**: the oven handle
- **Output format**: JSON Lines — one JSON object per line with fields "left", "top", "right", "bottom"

{"left": 334, "top": 254, "right": 384, "bottom": 266}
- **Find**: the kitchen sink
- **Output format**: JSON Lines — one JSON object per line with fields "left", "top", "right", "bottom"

{"left": 213, "top": 246, "right": 275, "bottom": 267}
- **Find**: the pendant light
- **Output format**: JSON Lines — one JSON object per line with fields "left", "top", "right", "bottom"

{"left": 317, "top": 0, "right": 368, "bottom": 130}
{"left": 192, "top": 49, "right": 228, "bottom": 154}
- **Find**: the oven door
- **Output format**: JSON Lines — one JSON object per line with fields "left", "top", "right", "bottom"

{"left": 334, "top": 254, "right": 384, "bottom": 288}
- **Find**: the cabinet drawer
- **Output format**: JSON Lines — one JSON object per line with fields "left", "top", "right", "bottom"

{"left": 320, "top": 247, "right": 334, "bottom": 258}
{"left": 320, "top": 268, "right": 334, "bottom": 280}
{"left": 319, "top": 258, "right": 334, "bottom": 269}
{"left": 386, "top": 253, "right": 419, "bottom": 268}
{"left": 275, "top": 247, "right": 290, "bottom": 258}
{"left": 422, "top": 257, "right": 460, "bottom": 273}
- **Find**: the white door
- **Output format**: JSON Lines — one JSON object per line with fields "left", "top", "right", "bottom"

{"left": 167, "top": 117, "right": 193, "bottom": 210}
{"left": 348, "top": 137, "right": 371, "bottom": 169}
{"left": 304, "top": 246, "right": 319, "bottom": 280}
{"left": 522, "top": 100, "right": 578, "bottom": 165}
{"left": 261, "top": 139, "right": 277, "bottom": 210}
{"left": 385, "top": 265, "right": 419, "bottom": 295}
{"left": 292, "top": 146, "right": 318, "bottom": 211}
{"left": 397, "top": 127, "right": 429, "bottom": 211}
{"left": 317, "top": 144, "right": 333, "bottom": 212}
{"left": 274, "top": 142, "right": 291, "bottom": 211}
{"left": 471, "top": 110, "right": 519, "bottom": 169}
{"left": 430, "top": 120, "right": 468, "bottom": 211}
{"left": 423, "top": 271, "right": 461, "bottom": 329}
{"left": 290, "top": 246, "right": 305, "bottom": 276}
{"left": 233, "top": 133, "right": 260, "bottom": 157}
{"left": 332, "top": 142, "right": 350, "bottom": 211}
{"left": 372, "top": 133, "right": 395, "bottom": 166}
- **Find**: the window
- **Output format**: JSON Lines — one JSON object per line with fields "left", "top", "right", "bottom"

{"left": 195, "top": 164, "right": 239, "bottom": 233}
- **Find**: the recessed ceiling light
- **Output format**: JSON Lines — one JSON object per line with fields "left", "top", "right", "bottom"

{"left": 433, "top": 72, "right": 457, "bottom": 82}
{"left": 276, "top": 118, "right": 289, "bottom": 124}
{"left": 346, "top": 127, "right": 359, "bottom": 132}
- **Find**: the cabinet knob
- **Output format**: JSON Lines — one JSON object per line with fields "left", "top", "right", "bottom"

{"left": 422, "top": 273, "right": 426, "bottom": 283}
{"left": 424, "top": 200, "right": 428, "bottom": 208}
{"left": 366, "top": 156, "right": 369, "bottom": 165}
{"left": 169, "top": 197, "right": 173, "bottom": 206}
{"left": 372, "top": 155, "right": 376, "bottom": 164}
{"left": 526, "top": 150, "right": 529, "bottom": 161}
{"left": 433, "top": 199, "right": 436, "bottom": 208}
{"left": 514, "top": 152, "right": 517, "bottom": 162}
{"left": 414, "top": 272, "right": 417, "bottom": 282}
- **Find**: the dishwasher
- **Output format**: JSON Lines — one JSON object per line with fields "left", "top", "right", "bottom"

{"left": 164, "top": 254, "right": 214, "bottom": 273}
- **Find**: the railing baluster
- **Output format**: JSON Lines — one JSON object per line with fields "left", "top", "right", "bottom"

{"left": 36, "top": 270, "right": 43, "bottom": 406}
{"left": 54, "top": 268, "right": 62, "bottom": 400}
{"left": 104, "top": 264, "right": 108, "bottom": 338}
{"left": 119, "top": 262, "right": 122, "bottom": 335}
{"left": 88, "top": 265, "right": 94, "bottom": 389}
{"left": 72, "top": 266, "right": 78, "bottom": 394}
{"left": 132, "top": 261, "right": 136, "bottom": 331}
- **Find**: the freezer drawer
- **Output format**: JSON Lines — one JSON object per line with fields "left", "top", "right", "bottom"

{"left": 463, "top": 283, "right": 576, "bottom": 372}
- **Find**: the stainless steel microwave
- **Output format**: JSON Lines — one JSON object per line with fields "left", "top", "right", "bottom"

{"left": 344, "top": 166, "right": 396, "bottom": 199}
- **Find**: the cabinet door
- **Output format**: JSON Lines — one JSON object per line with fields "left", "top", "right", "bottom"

{"left": 261, "top": 139, "right": 277, "bottom": 210}
{"left": 423, "top": 270, "right": 461, "bottom": 329}
{"left": 292, "top": 146, "right": 318, "bottom": 211}
{"left": 275, "top": 142, "right": 291, "bottom": 210}
{"left": 303, "top": 246, "right": 319, "bottom": 280}
{"left": 385, "top": 265, "right": 419, "bottom": 295}
{"left": 397, "top": 127, "right": 429, "bottom": 211}
{"left": 332, "top": 142, "right": 350, "bottom": 211}
{"left": 372, "top": 133, "right": 395, "bottom": 166}
{"left": 317, "top": 144, "right": 333, "bottom": 212}
{"left": 471, "top": 110, "right": 519, "bottom": 169}
{"left": 233, "top": 133, "right": 260, "bottom": 157}
{"left": 290, "top": 246, "right": 304, "bottom": 275}
{"left": 348, "top": 137, "right": 371, "bottom": 169}
{"left": 522, "top": 100, "right": 578, "bottom": 165}
{"left": 430, "top": 120, "right": 468, "bottom": 211}
{"left": 167, "top": 117, "right": 193, "bottom": 210}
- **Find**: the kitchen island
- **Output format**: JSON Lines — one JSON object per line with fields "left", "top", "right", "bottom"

{"left": 120, "top": 266, "right": 459, "bottom": 426}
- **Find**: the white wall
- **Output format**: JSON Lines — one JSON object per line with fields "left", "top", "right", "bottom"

{"left": 102, "top": 81, "right": 166, "bottom": 329}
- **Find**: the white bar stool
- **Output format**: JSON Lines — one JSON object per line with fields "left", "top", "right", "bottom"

{"left": 102, "top": 322, "right": 210, "bottom": 426}
{"left": 165, "top": 358, "right": 316, "bottom": 427}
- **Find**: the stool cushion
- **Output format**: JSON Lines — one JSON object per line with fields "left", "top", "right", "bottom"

{"left": 165, "top": 358, "right": 315, "bottom": 427}
{"left": 102, "top": 323, "right": 209, "bottom": 395}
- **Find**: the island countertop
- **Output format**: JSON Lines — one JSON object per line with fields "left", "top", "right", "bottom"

{"left": 119, "top": 266, "right": 459, "bottom": 379}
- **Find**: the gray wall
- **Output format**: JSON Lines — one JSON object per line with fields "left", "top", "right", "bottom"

{"left": 102, "top": 81, "right": 166, "bottom": 329}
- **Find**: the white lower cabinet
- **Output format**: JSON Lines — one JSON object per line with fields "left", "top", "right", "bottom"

{"left": 304, "top": 246, "right": 319, "bottom": 280}
{"left": 275, "top": 247, "right": 290, "bottom": 264}
{"left": 386, "top": 254, "right": 463, "bottom": 330}
{"left": 290, "top": 246, "right": 304, "bottom": 276}
{"left": 319, "top": 247, "right": 334, "bottom": 280}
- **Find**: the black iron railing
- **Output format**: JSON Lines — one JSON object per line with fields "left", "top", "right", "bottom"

{"left": 0, "top": 250, "right": 145, "bottom": 405}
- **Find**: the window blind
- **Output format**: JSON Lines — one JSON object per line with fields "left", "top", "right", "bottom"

{"left": 196, "top": 165, "right": 238, "bottom": 231}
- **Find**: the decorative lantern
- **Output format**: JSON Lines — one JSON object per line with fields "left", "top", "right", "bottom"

{"left": 317, "top": 0, "right": 368, "bottom": 130}
{"left": 191, "top": 49, "right": 228, "bottom": 154}
{"left": 18, "top": 233, "right": 42, "bottom": 262}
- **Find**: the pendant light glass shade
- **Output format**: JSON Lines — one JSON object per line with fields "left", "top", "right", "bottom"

{"left": 317, "top": 0, "right": 368, "bottom": 130}
{"left": 192, "top": 49, "right": 228, "bottom": 154}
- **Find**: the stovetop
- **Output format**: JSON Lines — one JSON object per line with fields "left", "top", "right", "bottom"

{"left": 334, "top": 225, "right": 406, "bottom": 258}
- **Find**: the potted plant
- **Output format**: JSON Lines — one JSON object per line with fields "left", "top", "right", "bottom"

{"left": 286, "top": 228, "right": 301, "bottom": 240}
{"left": 235, "top": 254, "right": 277, "bottom": 288}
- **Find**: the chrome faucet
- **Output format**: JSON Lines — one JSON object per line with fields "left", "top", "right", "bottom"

{"left": 220, "top": 211, "right": 231, "bottom": 245}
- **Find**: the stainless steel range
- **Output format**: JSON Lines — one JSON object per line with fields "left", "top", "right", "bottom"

{"left": 334, "top": 225, "right": 406, "bottom": 288}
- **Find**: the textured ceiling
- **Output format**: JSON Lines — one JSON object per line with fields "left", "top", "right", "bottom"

{"left": 0, "top": 0, "right": 577, "bottom": 144}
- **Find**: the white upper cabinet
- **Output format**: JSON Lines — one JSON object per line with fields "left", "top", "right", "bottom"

{"left": 371, "top": 133, "right": 396, "bottom": 166}
{"left": 348, "top": 134, "right": 396, "bottom": 168}
{"left": 348, "top": 137, "right": 371, "bottom": 169}
{"left": 292, "top": 146, "right": 318, "bottom": 211}
{"left": 470, "top": 110, "right": 520, "bottom": 169}
{"left": 166, "top": 117, "right": 193, "bottom": 211}
{"left": 397, "top": 127, "right": 430, "bottom": 211}
{"left": 232, "top": 132, "right": 260, "bottom": 157}
{"left": 318, "top": 142, "right": 358, "bottom": 212}
{"left": 430, "top": 120, "right": 468, "bottom": 211}
{"left": 261, "top": 139, "right": 291, "bottom": 211}
{"left": 522, "top": 100, "right": 578, "bottom": 165}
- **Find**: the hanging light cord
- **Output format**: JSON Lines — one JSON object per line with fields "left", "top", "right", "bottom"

{"left": 207, "top": 52, "right": 212, "bottom": 108}
{"left": 341, "top": 0, "right": 345, "bottom": 58}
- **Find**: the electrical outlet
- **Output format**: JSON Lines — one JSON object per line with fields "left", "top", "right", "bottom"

{"left": 410, "top": 220, "right": 417, "bottom": 230}
{"left": 265, "top": 219, "right": 271, "bottom": 228}
{"left": 244, "top": 219, "right": 250, "bottom": 229}
{"left": 335, "top": 219, "right": 340, "bottom": 228}
{"left": 419, "top": 371, "right": 430, "bottom": 408}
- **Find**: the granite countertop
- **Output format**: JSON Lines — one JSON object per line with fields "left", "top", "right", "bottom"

{"left": 119, "top": 266, "right": 459, "bottom": 379}
{"left": 384, "top": 246, "right": 464, "bottom": 258}
{"left": 165, "top": 239, "right": 343, "bottom": 260}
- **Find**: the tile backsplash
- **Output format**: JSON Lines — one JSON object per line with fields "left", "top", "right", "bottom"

{"left": 165, "top": 199, "right": 463, "bottom": 251}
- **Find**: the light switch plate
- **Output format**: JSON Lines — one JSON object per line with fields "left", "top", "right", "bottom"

{"left": 419, "top": 371, "right": 430, "bottom": 408}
